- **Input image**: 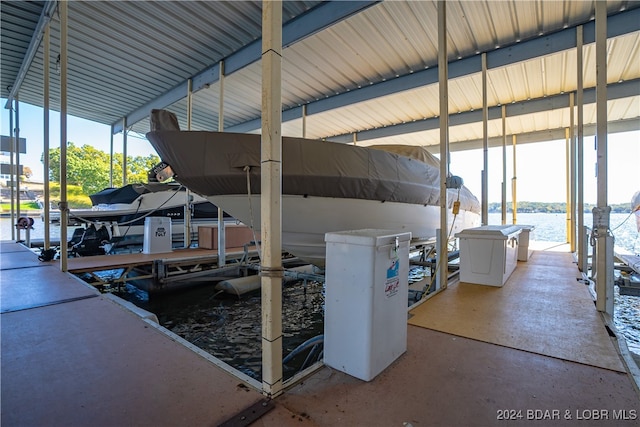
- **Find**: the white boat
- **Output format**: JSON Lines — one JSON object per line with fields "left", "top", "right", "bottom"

{"left": 146, "top": 110, "right": 481, "bottom": 266}
{"left": 56, "top": 182, "right": 226, "bottom": 256}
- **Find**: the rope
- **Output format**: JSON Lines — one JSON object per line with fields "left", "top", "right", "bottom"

{"left": 611, "top": 211, "right": 633, "bottom": 232}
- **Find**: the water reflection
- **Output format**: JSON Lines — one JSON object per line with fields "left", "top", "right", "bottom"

{"left": 118, "top": 278, "right": 326, "bottom": 381}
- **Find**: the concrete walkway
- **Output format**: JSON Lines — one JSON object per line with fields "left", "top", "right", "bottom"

{"left": 2, "top": 241, "right": 638, "bottom": 426}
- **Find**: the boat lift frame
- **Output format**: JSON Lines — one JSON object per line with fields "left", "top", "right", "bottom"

{"left": 68, "top": 246, "right": 261, "bottom": 293}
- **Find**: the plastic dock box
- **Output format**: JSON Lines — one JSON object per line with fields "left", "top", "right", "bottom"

{"left": 455, "top": 225, "right": 521, "bottom": 287}
{"left": 142, "top": 217, "right": 172, "bottom": 254}
{"left": 324, "top": 229, "right": 411, "bottom": 381}
{"left": 517, "top": 225, "right": 535, "bottom": 261}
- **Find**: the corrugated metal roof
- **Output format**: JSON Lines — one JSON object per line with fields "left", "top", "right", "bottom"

{"left": 1, "top": 0, "right": 639, "bottom": 149}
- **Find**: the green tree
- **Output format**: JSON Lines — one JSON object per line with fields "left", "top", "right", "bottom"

{"left": 45, "top": 143, "right": 160, "bottom": 196}
{"left": 114, "top": 153, "right": 162, "bottom": 184}
{"left": 47, "top": 143, "right": 111, "bottom": 195}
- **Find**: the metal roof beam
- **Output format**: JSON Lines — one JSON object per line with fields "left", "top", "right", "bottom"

{"left": 326, "top": 79, "right": 640, "bottom": 143}
{"left": 3, "top": 1, "right": 58, "bottom": 109}
{"left": 113, "top": 1, "right": 379, "bottom": 133}
{"left": 428, "top": 118, "right": 640, "bottom": 153}
{"left": 227, "top": 7, "right": 640, "bottom": 133}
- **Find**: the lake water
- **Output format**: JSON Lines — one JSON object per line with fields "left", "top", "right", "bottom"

{"left": 2, "top": 211, "right": 639, "bottom": 373}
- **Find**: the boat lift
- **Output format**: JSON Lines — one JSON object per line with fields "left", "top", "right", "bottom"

{"left": 67, "top": 245, "right": 262, "bottom": 294}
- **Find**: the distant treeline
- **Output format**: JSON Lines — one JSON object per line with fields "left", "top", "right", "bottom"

{"left": 488, "top": 202, "right": 632, "bottom": 214}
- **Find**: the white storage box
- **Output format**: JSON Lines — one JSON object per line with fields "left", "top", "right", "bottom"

{"left": 455, "top": 225, "right": 521, "bottom": 287}
{"left": 517, "top": 225, "right": 535, "bottom": 261}
{"left": 324, "top": 229, "right": 411, "bottom": 381}
{"left": 143, "top": 217, "right": 172, "bottom": 254}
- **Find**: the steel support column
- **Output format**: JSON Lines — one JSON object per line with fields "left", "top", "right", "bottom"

{"left": 15, "top": 99, "right": 21, "bottom": 241}
{"left": 302, "top": 104, "right": 307, "bottom": 138}
{"left": 565, "top": 127, "right": 571, "bottom": 244}
{"left": 438, "top": 1, "right": 449, "bottom": 291}
{"left": 109, "top": 127, "right": 114, "bottom": 188}
{"left": 184, "top": 79, "right": 193, "bottom": 248}
{"left": 501, "top": 105, "right": 507, "bottom": 225}
{"left": 8, "top": 101, "right": 16, "bottom": 241}
{"left": 569, "top": 93, "right": 576, "bottom": 251}
{"left": 122, "top": 117, "right": 127, "bottom": 187}
{"left": 512, "top": 135, "right": 517, "bottom": 225}
{"left": 576, "top": 26, "right": 586, "bottom": 272}
{"left": 594, "top": 1, "right": 613, "bottom": 314}
{"left": 43, "top": 25, "right": 51, "bottom": 250}
{"left": 261, "top": 0, "right": 284, "bottom": 397}
{"left": 59, "top": 0, "right": 68, "bottom": 272}
{"left": 218, "top": 63, "right": 226, "bottom": 266}
{"left": 481, "top": 53, "right": 489, "bottom": 225}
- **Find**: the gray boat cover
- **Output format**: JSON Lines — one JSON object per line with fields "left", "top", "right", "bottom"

{"left": 89, "top": 182, "right": 182, "bottom": 205}
{"left": 146, "top": 130, "right": 480, "bottom": 214}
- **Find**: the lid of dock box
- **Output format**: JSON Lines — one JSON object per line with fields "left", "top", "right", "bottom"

{"left": 325, "top": 229, "right": 411, "bottom": 246}
{"left": 455, "top": 225, "right": 521, "bottom": 240}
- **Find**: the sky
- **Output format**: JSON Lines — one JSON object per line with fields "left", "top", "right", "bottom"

{"left": 1, "top": 99, "right": 638, "bottom": 206}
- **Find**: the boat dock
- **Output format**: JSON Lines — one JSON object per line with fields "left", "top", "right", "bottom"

{"left": 615, "top": 252, "right": 640, "bottom": 297}
{"left": 2, "top": 239, "right": 638, "bottom": 426}
{"left": 65, "top": 244, "right": 261, "bottom": 293}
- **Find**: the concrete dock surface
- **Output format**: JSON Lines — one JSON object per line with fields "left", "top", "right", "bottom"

{"left": 1, "top": 241, "right": 638, "bottom": 426}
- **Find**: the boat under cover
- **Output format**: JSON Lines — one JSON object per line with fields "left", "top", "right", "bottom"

{"left": 61, "top": 182, "right": 223, "bottom": 256}
{"left": 146, "top": 114, "right": 481, "bottom": 266}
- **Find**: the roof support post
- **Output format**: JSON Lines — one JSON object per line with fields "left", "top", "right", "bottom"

{"left": 8, "top": 99, "right": 16, "bottom": 241}
{"left": 302, "top": 104, "right": 307, "bottom": 138}
{"left": 501, "top": 105, "right": 507, "bottom": 225}
{"left": 187, "top": 79, "right": 193, "bottom": 130}
{"left": 481, "top": 53, "right": 489, "bottom": 225}
{"left": 437, "top": 0, "right": 449, "bottom": 292}
{"left": 594, "top": 1, "right": 613, "bottom": 315}
{"left": 565, "top": 127, "right": 571, "bottom": 244}
{"left": 568, "top": 93, "right": 576, "bottom": 251}
{"left": 576, "top": 26, "right": 586, "bottom": 272}
{"left": 184, "top": 79, "right": 194, "bottom": 248}
{"left": 218, "top": 63, "right": 226, "bottom": 266}
{"left": 218, "top": 62, "right": 225, "bottom": 131}
{"left": 15, "top": 99, "right": 21, "bottom": 241}
{"left": 511, "top": 135, "right": 517, "bottom": 225}
{"left": 122, "top": 117, "right": 127, "bottom": 187}
{"left": 260, "top": 0, "right": 284, "bottom": 398}
{"left": 43, "top": 24, "right": 51, "bottom": 250}
{"left": 109, "top": 126, "right": 114, "bottom": 188}
{"left": 570, "top": 93, "right": 576, "bottom": 252}
{"left": 59, "top": 0, "right": 69, "bottom": 272}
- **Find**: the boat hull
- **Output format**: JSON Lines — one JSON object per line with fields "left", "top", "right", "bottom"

{"left": 145, "top": 126, "right": 482, "bottom": 265}
{"left": 209, "top": 194, "right": 480, "bottom": 266}
{"left": 54, "top": 183, "right": 227, "bottom": 255}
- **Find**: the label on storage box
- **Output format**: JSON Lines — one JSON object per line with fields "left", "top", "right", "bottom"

{"left": 385, "top": 259, "right": 400, "bottom": 298}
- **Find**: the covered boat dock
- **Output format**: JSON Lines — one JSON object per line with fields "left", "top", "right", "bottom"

{"left": 2, "top": 0, "right": 639, "bottom": 422}
{"left": 2, "top": 241, "right": 639, "bottom": 425}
